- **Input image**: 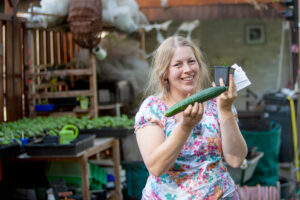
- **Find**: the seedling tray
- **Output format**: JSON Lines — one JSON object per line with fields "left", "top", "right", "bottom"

{"left": 25, "top": 134, "right": 95, "bottom": 156}
{"left": 79, "top": 128, "right": 133, "bottom": 138}
{"left": 0, "top": 143, "right": 21, "bottom": 158}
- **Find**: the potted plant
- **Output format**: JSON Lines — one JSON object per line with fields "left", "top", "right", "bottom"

{"left": 76, "top": 95, "right": 89, "bottom": 110}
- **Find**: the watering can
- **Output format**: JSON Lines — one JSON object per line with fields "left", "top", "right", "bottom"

{"left": 59, "top": 124, "right": 79, "bottom": 144}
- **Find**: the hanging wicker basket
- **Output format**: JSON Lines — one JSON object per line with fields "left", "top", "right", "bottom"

{"left": 68, "top": 0, "right": 102, "bottom": 49}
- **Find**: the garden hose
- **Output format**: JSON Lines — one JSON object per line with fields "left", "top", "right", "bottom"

{"left": 286, "top": 96, "right": 300, "bottom": 182}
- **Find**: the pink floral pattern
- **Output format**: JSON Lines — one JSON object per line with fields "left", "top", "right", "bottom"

{"left": 135, "top": 96, "right": 237, "bottom": 199}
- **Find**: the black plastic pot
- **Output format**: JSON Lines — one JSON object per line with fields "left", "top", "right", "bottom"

{"left": 214, "top": 66, "right": 230, "bottom": 86}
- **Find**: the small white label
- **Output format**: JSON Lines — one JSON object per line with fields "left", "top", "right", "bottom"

{"left": 231, "top": 63, "right": 251, "bottom": 91}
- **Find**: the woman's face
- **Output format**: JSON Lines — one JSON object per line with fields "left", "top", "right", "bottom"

{"left": 166, "top": 46, "right": 200, "bottom": 98}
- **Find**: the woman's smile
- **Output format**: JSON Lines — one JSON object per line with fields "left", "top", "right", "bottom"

{"left": 181, "top": 75, "right": 194, "bottom": 82}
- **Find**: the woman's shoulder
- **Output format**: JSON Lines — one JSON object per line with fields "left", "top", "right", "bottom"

{"left": 140, "top": 95, "right": 166, "bottom": 109}
{"left": 135, "top": 95, "right": 167, "bottom": 131}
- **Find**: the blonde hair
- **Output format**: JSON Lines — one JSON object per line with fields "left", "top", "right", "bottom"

{"left": 145, "top": 36, "right": 210, "bottom": 98}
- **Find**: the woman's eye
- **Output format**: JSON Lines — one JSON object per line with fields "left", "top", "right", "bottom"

{"left": 188, "top": 60, "right": 196, "bottom": 64}
{"left": 174, "top": 63, "right": 181, "bottom": 67}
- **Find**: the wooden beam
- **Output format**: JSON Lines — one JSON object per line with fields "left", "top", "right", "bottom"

{"left": 28, "top": 68, "right": 93, "bottom": 77}
{"left": 5, "top": 0, "right": 14, "bottom": 15}
{"left": 140, "top": 4, "right": 281, "bottom": 21}
{"left": 136, "top": 0, "right": 284, "bottom": 8}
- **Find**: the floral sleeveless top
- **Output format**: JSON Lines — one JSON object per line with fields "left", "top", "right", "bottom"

{"left": 134, "top": 96, "right": 237, "bottom": 200}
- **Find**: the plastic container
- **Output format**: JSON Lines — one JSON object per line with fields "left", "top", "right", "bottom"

{"left": 25, "top": 134, "right": 95, "bottom": 156}
{"left": 12, "top": 138, "right": 29, "bottom": 146}
{"left": 214, "top": 66, "right": 230, "bottom": 86}
{"left": 34, "top": 104, "right": 55, "bottom": 112}
{"left": 0, "top": 143, "right": 21, "bottom": 158}
{"left": 227, "top": 152, "right": 264, "bottom": 185}
{"left": 240, "top": 120, "right": 281, "bottom": 186}
{"left": 122, "top": 161, "right": 149, "bottom": 199}
{"left": 46, "top": 161, "right": 106, "bottom": 190}
{"left": 263, "top": 92, "right": 296, "bottom": 163}
{"left": 89, "top": 162, "right": 107, "bottom": 189}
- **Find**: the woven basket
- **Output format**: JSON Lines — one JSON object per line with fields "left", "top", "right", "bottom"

{"left": 68, "top": 0, "right": 102, "bottom": 49}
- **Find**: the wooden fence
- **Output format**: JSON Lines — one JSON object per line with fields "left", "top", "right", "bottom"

{"left": 0, "top": 14, "right": 27, "bottom": 123}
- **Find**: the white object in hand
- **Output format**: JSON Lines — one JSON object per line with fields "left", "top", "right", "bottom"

{"left": 231, "top": 63, "right": 251, "bottom": 92}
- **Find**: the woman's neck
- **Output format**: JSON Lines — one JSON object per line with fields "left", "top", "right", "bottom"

{"left": 163, "top": 91, "right": 186, "bottom": 107}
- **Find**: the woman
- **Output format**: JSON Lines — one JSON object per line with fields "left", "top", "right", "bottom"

{"left": 134, "top": 36, "right": 247, "bottom": 199}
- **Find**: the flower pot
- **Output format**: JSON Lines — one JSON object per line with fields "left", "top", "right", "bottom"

{"left": 80, "top": 99, "right": 89, "bottom": 110}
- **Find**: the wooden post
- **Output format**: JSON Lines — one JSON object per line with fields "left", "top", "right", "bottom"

{"left": 28, "top": 30, "right": 36, "bottom": 117}
{"left": 14, "top": 21, "right": 23, "bottom": 120}
{"left": 80, "top": 155, "right": 90, "bottom": 200}
{"left": 22, "top": 23, "right": 29, "bottom": 117}
{"left": 89, "top": 51, "right": 98, "bottom": 117}
{"left": 112, "top": 139, "right": 122, "bottom": 200}
{"left": 5, "top": 21, "right": 16, "bottom": 121}
{"left": 0, "top": 22, "right": 3, "bottom": 122}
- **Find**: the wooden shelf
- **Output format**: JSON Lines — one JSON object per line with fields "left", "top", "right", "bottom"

{"left": 90, "top": 159, "right": 114, "bottom": 167}
{"left": 35, "top": 81, "right": 66, "bottom": 90}
{"left": 98, "top": 103, "right": 124, "bottom": 110}
{"left": 31, "top": 90, "right": 93, "bottom": 98}
{"left": 27, "top": 27, "right": 99, "bottom": 118}
{"left": 28, "top": 68, "right": 92, "bottom": 77}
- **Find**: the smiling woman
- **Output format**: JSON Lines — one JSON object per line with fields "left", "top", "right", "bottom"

{"left": 134, "top": 36, "right": 248, "bottom": 199}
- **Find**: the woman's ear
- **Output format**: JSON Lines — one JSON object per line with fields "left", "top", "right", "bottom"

{"left": 163, "top": 73, "right": 168, "bottom": 82}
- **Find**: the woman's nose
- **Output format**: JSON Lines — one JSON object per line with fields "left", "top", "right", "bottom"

{"left": 183, "top": 62, "right": 192, "bottom": 72}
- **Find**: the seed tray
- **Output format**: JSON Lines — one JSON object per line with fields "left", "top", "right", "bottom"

{"left": 25, "top": 134, "right": 95, "bottom": 156}
{"left": 80, "top": 128, "right": 133, "bottom": 138}
{"left": 0, "top": 143, "right": 21, "bottom": 158}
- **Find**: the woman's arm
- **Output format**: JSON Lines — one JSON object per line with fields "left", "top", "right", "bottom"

{"left": 216, "top": 75, "right": 248, "bottom": 168}
{"left": 219, "top": 109, "right": 248, "bottom": 168}
{"left": 136, "top": 102, "right": 203, "bottom": 177}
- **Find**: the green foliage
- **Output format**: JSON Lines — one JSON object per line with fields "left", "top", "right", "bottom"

{"left": 0, "top": 115, "right": 135, "bottom": 145}
{"left": 220, "top": 62, "right": 228, "bottom": 67}
{"left": 76, "top": 95, "right": 88, "bottom": 101}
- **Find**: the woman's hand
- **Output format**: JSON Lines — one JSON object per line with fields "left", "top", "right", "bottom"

{"left": 212, "top": 74, "right": 237, "bottom": 112}
{"left": 179, "top": 101, "right": 203, "bottom": 130}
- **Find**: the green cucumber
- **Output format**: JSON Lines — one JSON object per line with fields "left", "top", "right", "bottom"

{"left": 165, "top": 86, "right": 227, "bottom": 117}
